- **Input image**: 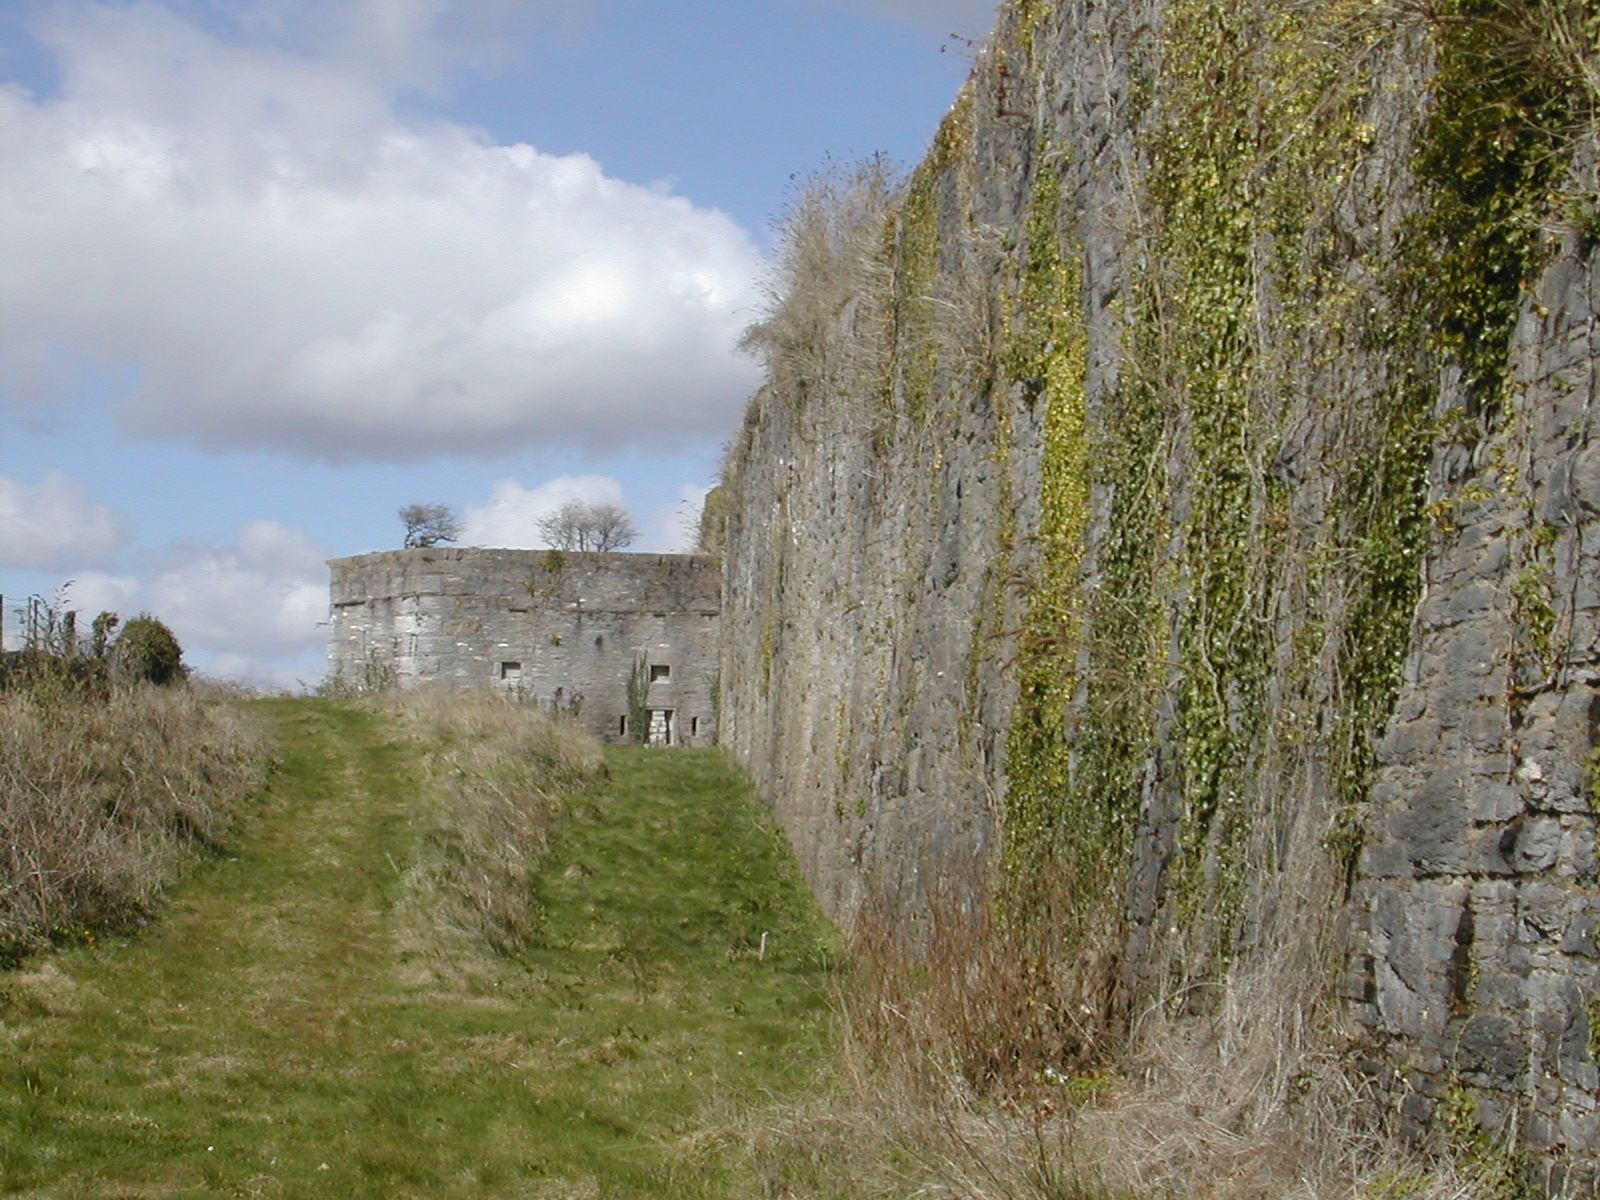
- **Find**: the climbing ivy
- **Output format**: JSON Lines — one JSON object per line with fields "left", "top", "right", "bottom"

{"left": 892, "top": 94, "right": 975, "bottom": 425}
{"left": 625, "top": 653, "right": 649, "bottom": 746}
{"left": 1411, "top": 0, "right": 1573, "bottom": 409}
{"left": 1328, "top": 0, "right": 1576, "bottom": 876}
{"left": 1147, "top": 1, "right": 1273, "bottom": 956}
{"left": 1011, "top": 0, "right": 1441, "bottom": 984}
{"left": 741, "top": 0, "right": 1578, "bottom": 1083}
{"left": 999, "top": 140, "right": 1091, "bottom": 901}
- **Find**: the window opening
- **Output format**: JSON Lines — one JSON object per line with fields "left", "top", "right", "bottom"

{"left": 649, "top": 664, "right": 671, "bottom": 682}
{"left": 500, "top": 661, "right": 522, "bottom": 680}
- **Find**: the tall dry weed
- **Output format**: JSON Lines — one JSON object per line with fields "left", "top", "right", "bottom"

{"left": 717, "top": 889, "right": 1480, "bottom": 1200}
{"left": 0, "top": 682, "right": 272, "bottom": 960}
{"left": 740, "top": 155, "right": 900, "bottom": 404}
{"left": 842, "top": 871, "right": 1122, "bottom": 1098}
{"left": 383, "top": 687, "right": 601, "bottom": 959}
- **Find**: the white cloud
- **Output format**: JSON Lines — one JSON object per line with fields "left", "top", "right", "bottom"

{"left": 856, "top": 0, "right": 998, "bottom": 35}
{"left": 0, "top": 2, "right": 764, "bottom": 461}
{"left": 0, "top": 470, "right": 129, "bottom": 569}
{"left": 460, "top": 475, "right": 710, "bottom": 555}
{"left": 645, "top": 482, "right": 711, "bottom": 554}
{"left": 220, "top": 0, "right": 583, "bottom": 95}
{"left": 65, "top": 520, "right": 329, "bottom": 685}
{"left": 461, "top": 475, "right": 627, "bottom": 549}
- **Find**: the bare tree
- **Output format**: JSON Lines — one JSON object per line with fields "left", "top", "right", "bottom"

{"left": 584, "top": 502, "right": 639, "bottom": 551}
{"left": 399, "top": 502, "right": 462, "bottom": 549}
{"left": 535, "top": 500, "right": 638, "bottom": 552}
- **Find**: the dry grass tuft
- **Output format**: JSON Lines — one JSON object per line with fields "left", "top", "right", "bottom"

{"left": 0, "top": 682, "right": 272, "bottom": 960}
{"left": 381, "top": 687, "right": 602, "bottom": 959}
{"left": 718, "top": 893, "right": 1479, "bottom": 1200}
{"left": 1055, "top": 960, "right": 1473, "bottom": 1200}
{"left": 842, "top": 873, "right": 1123, "bottom": 1100}
{"left": 740, "top": 155, "right": 901, "bottom": 404}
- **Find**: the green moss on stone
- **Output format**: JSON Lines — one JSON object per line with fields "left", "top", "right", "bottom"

{"left": 999, "top": 140, "right": 1096, "bottom": 905}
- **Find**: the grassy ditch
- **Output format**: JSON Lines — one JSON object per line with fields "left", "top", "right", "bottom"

{"left": 0, "top": 686, "right": 1481, "bottom": 1198}
{"left": 0, "top": 696, "right": 836, "bottom": 1198}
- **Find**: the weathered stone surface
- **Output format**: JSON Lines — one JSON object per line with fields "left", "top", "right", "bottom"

{"left": 718, "top": 0, "right": 1600, "bottom": 1181}
{"left": 1344, "top": 221, "right": 1600, "bottom": 1178}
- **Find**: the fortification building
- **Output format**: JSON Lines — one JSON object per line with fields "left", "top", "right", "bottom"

{"left": 327, "top": 548, "right": 720, "bottom": 746}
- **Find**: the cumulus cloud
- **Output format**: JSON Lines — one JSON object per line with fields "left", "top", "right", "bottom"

{"left": 460, "top": 475, "right": 628, "bottom": 549}
{"left": 0, "top": 470, "right": 129, "bottom": 569}
{"left": 217, "top": 0, "right": 572, "bottom": 95}
{"left": 67, "top": 520, "right": 329, "bottom": 685}
{"left": 856, "top": 0, "right": 998, "bottom": 35}
{"left": 646, "top": 482, "right": 711, "bottom": 554}
{"left": 0, "top": 1, "right": 764, "bottom": 460}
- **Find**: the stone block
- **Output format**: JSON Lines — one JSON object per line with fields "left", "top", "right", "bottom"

{"left": 1378, "top": 717, "right": 1442, "bottom": 766}
{"left": 1389, "top": 772, "right": 1480, "bottom": 873}
{"left": 1570, "top": 443, "right": 1600, "bottom": 518}
{"left": 1471, "top": 778, "right": 1525, "bottom": 824}
{"left": 1506, "top": 817, "right": 1564, "bottom": 875}
{"left": 1399, "top": 1090, "right": 1434, "bottom": 1128}
{"left": 1441, "top": 580, "right": 1500, "bottom": 627}
{"left": 1560, "top": 1107, "right": 1600, "bottom": 1149}
{"left": 1561, "top": 820, "right": 1598, "bottom": 882}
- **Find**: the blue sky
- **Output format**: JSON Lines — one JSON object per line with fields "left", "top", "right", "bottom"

{"left": 0, "top": 0, "right": 994, "bottom": 686}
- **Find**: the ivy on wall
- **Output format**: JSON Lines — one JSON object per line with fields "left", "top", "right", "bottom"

{"left": 1412, "top": 0, "right": 1574, "bottom": 407}
{"left": 893, "top": 95, "right": 975, "bottom": 426}
{"left": 999, "top": 137, "right": 1092, "bottom": 901}
{"left": 726, "top": 0, "right": 1581, "bottom": 1043}
{"left": 989, "top": 0, "right": 1449, "bottom": 993}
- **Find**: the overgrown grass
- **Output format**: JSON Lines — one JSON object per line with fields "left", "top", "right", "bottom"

{"left": 738, "top": 155, "right": 900, "bottom": 409}
{"left": 723, "top": 894, "right": 1481, "bottom": 1200}
{"left": 2, "top": 685, "right": 1480, "bottom": 1196}
{"left": 0, "top": 698, "right": 837, "bottom": 1197}
{"left": 0, "top": 680, "right": 272, "bottom": 963}
{"left": 384, "top": 687, "right": 602, "bottom": 957}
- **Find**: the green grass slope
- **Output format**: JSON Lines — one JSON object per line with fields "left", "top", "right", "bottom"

{"left": 0, "top": 699, "right": 835, "bottom": 1198}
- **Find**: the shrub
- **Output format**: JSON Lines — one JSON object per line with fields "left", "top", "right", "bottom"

{"left": 0, "top": 649, "right": 109, "bottom": 701}
{"left": 739, "top": 155, "right": 901, "bottom": 405}
{"left": 112, "top": 615, "right": 187, "bottom": 686}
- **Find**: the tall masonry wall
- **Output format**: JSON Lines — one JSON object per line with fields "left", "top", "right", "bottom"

{"left": 328, "top": 548, "right": 720, "bottom": 746}
{"left": 719, "top": 0, "right": 1600, "bottom": 1180}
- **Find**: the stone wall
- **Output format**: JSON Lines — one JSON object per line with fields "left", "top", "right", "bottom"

{"left": 719, "top": 0, "right": 1600, "bottom": 1176}
{"left": 328, "top": 548, "right": 720, "bottom": 746}
{"left": 1350, "top": 246, "right": 1600, "bottom": 1180}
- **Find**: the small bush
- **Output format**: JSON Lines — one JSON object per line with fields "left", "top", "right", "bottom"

{"left": 0, "top": 649, "right": 109, "bottom": 701}
{"left": 112, "top": 615, "right": 187, "bottom": 686}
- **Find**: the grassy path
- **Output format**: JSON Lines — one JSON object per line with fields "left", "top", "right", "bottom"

{"left": 0, "top": 700, "right": 835, "bottom": 1198}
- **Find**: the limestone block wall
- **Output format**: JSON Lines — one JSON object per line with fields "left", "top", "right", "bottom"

{"left": 719, "top": 0, "right": 1600, "bottom": 1176}
{"left": 1349, "top": 247, "right": 1600, "bottom": 1176}
{"left": 328, "top": 548, "right": 720, "bottom": 746}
